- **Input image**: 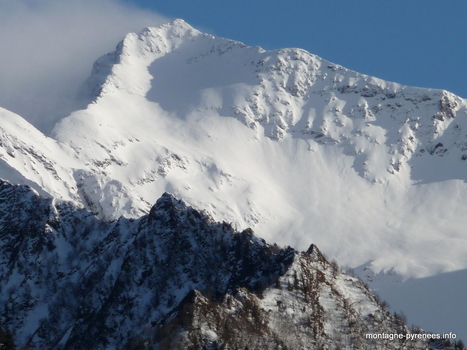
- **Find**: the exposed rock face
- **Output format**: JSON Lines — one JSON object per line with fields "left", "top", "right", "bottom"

{"left": 0, "top": 180, "right": 437, "bottom": 349}
{"left": 144, "top": 254, "right": 425, "bottom": 350}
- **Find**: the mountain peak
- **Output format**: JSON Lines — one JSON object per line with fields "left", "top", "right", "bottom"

{"left": 148, "top": 191, "right": 202, "bottom": 224}
{"left": 3, "top": 18, "right": 467, "bottom": 342}
{"left": 0, "top": 184, "right": 436, "bottom": 349}
{"left": 138, "top": 18, "right": 203, "bottom": 45}
{"left": 78, "top": 19, "right": 209, "bottom": 103}
{"left": 154, "top": 18, "right": 198, "bottom": 34}
{"left": 47, "top": 17, "right": 467, "bottom": 281}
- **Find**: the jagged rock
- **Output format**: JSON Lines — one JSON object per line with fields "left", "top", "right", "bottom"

{"left": 0, "top": 181, "right": 442, "bottom": 349}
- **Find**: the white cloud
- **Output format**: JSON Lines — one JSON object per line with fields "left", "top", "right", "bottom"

{"left": 0, "top": 0, "right": 169, "bottom": 132}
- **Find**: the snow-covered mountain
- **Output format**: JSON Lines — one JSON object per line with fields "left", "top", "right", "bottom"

{"left": 0, "top": 180, "right": 442, "bottom": 349}
{"left": 1, "top": 19, "right": 467, "bottom": 342}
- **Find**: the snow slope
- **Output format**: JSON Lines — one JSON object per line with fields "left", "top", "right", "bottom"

{"left": 1, "top": 19, "right": 467, "bottom": 340}
{"left": 50, "top": 19, "right": 467, "bottom": 278}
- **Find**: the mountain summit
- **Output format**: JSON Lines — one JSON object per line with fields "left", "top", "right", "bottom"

{"left": 1, "top": 20, "right": 467, "bottom": 340}
{"left": 2, "top": 20, "right": 466, "bottom": 278}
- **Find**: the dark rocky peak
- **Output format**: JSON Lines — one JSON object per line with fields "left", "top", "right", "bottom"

{"left": 138, "top": 192, "right": 297, "bottom": 297}
{"left": 147, "top": 191, "right": 202, "bottom": 224}
{"left": 0, "top": 184, "right": 296, "bottom": 348}
{"left": 125, "top": 251, "right": 435, "bottom": 350}
{"left": 0, "top": 182, "right": 458, "bottom": 349}
{"left": 306, "top": 242, "right": 326, "bottom": 261}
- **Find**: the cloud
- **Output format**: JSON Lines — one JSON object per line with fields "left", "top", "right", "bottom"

{"left": 0, "top": 0, "right": 169, "bottom": 133}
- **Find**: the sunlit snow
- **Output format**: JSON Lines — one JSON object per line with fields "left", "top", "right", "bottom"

{"left": 1, "top": 19, "right": 467, "bottom": 340}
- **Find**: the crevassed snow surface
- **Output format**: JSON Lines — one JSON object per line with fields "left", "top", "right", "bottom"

{"left": 1, "top": 18, "right": 467, "bottom": 339}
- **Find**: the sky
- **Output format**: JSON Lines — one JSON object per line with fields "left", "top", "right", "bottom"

{"left": 130, "top": 0, "right": 466, "bottom": 97}
{"left": 0, "top": 0, "right": 167, "bottom": 131}
{"left": 0, "top": 0, "right": 465, "bottom": 131}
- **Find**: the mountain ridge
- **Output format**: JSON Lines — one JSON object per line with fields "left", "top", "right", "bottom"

{"left": 1, "top": 19, "right": 467, "bottom": 343}
{"left": 1, "top": 19, "right": 467, "bottom": 277}
{"left": 0, "top": 179, "right": 438, "bottom": 349}
{"left": 1, "top": 20, "right": 467, "bottom": 277}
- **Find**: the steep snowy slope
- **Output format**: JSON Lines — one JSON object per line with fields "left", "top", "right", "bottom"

{"left": 1, "top": 19, "right": 467, "bottom": 340}
{"left": 0, "top": 107, "right": 81, "bottom": 201}
{"left": 49, "top": 19, "right": 467, "bottom": 278}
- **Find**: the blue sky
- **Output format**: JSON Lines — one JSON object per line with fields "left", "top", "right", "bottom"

{"left": 125, "top": 0, "right": 467, "bottom": 98}
{"left": 0, "top": 0, "right": 465, "bottom": 130}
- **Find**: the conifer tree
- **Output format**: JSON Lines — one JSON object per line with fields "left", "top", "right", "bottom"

{"left": 0, "top": 326, "right": 16, "bottom": 350}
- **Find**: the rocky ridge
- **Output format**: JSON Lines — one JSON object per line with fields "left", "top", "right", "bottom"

{"left": 2, "top": 19, "right": 467, "bottom": 343}
{"left": 0, "top": 180, "right": 440, "bottom": 349}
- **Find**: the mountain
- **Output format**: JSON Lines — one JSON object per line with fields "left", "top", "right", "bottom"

{"left": 0, "top": 180, "right": 441, "bottom": 349}
{"left": 2, "top": 19, "right": 466, "bottom": 277}
{"left": 1, "top": 19, "right": 467, "bottom": 343}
